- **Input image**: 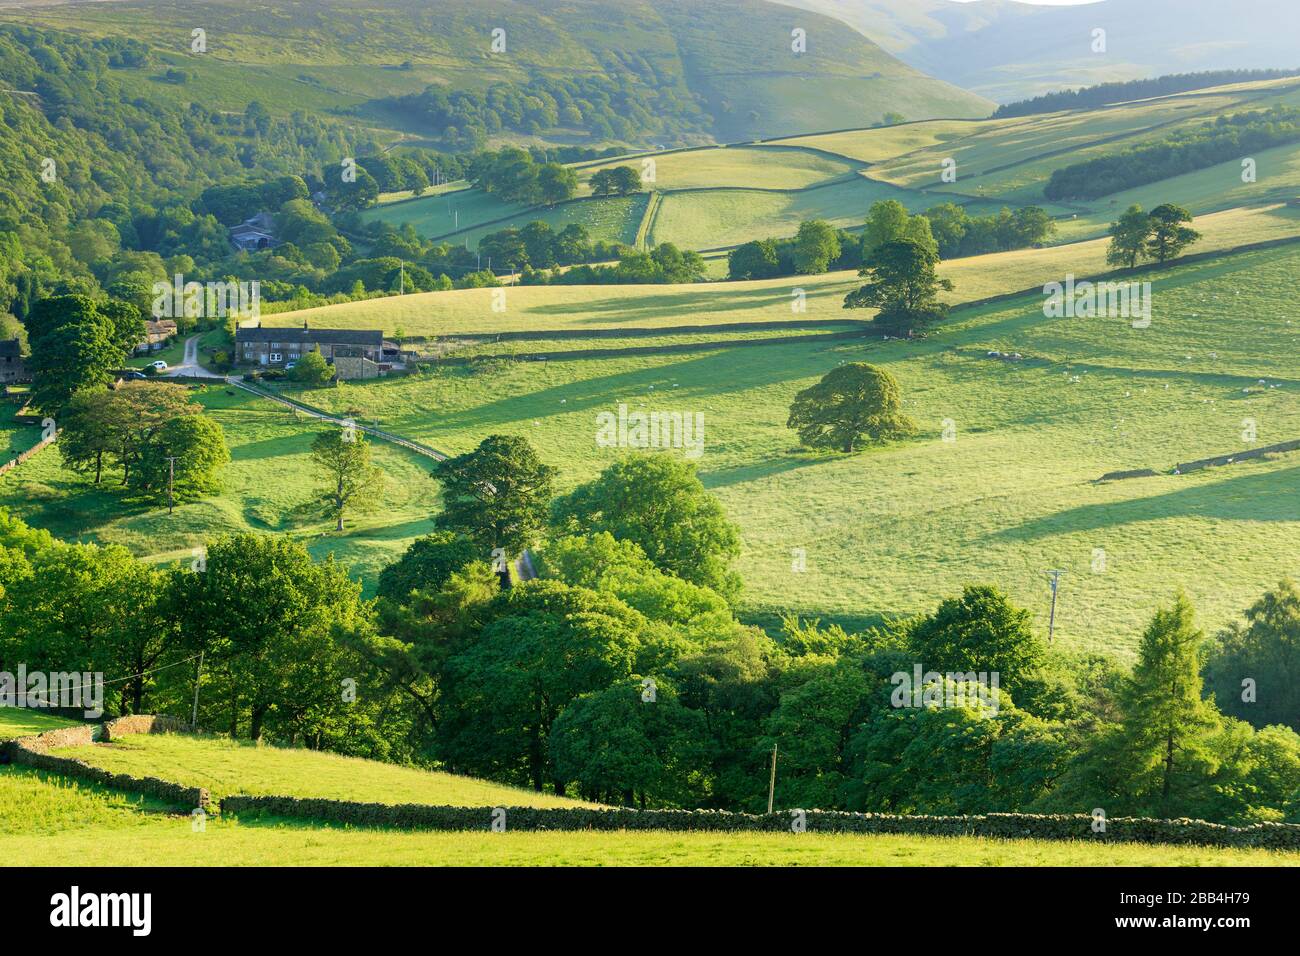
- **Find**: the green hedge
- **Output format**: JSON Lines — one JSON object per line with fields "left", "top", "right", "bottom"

{"left": 218, "top": 797, "right": 1300, "bottom": 849}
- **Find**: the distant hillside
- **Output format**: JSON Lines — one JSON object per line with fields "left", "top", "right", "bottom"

{"left": 0, "top": 0, "right": 992, "bottom": 147}
{"left": 777, "top": 0, "right": 1300, "bottom": 104}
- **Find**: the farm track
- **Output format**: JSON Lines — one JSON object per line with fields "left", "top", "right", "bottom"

{"left": 636, "top": 190, "right": 662, "bottom": 250}
{"left": 226, "top": 378, "right": 449, "bottom": 461}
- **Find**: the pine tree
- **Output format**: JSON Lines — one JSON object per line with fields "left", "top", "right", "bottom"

{"left": 1117, "top": 592, "right": 1220, "bottom": 816}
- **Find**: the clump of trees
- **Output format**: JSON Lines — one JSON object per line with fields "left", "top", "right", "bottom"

{"left": 26, "top": 295, "right": 142, "bottom": 413}
{"left": 726, "top": 201, "right": 1055, "bottom": 282}
{"left": 532, "top": 243, "right": 706, "bottom": 286}
{"left": 921, "top": 202, "right": 1056, "bottom": 259}
{"left": 384, "top": 73, "right": 710, "bottom": 151}
{"left": 1106, "top": 203, "right": 1201, "bottom": 268}
{"left": 1046, "top": 105, "right": 1300, "bottom": 200}
{"left": 477, "top": 221, "right": 628, "bottom": 272}
{"left": 551, "top": 455, "right": 742, "bottom": 603}
{"left": 59, "top": 380, "right": 228, "bottom": 503}
{"left": 590, "top": 166, "right": 642, "bottom": 196}
{"left": 787, "top": 362, "right": 917, "bottom": 453}
{"left": 469, "top": 148, "right": 580, "bottom": 206}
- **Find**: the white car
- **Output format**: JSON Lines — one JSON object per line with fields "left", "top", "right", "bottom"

{"left": 150, "top": 360, "right": 168, "bottom": 371}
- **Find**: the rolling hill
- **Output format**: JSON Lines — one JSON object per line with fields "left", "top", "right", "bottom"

{"left": 0, "top": 0, "right": 993, "bottom": 146}
{"left": 364, "top": 76, "right": 1300, "bottom": 257}
{"left": 779, "top": 0, "right": 1300, "bottom": 104}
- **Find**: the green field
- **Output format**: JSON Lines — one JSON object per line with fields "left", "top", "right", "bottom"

{"left": 580, "top": 145, "right": 860, "bottom": 191}
{"left": 363, "top": 193, "right": 648, "bottom": 250}
{"left": 769, "top": 119, "right": 1013, "bottom": 164}
{"left": 265, "top": 240, "right": 1300, "bottom": 651}
{"left": 362, "top": 84, "right": 1300, "bottom": 258}
{"left": 0, "top": 385, "right": 441, "bottom": 588}
{"left": 52, "top": 732, "right": 595, "bottom": 807}
{"left": 3, "top": 766, "right": 1295, "bottom": 865}
{"left": 5, "top": 207, "right": 1300, "bottom": 640}
{"left": 261, "top": 203, "right": 1300, "bottom": 342}
{"left": 0, "top": 708, "right": 79, "bottom": 740}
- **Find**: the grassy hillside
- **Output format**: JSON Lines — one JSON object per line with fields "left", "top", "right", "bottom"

{"left": 52, "top": 732, "right": 595, "bottom": 807}
{"left": 0, "top": 708, "right": 79, "bottom": 740}
{"left": 781, "top": 0, "right": 1300, "bottom": 104}
{"left": 4, "top": 766, "right": 1297, "bottom": 865}
{"left": 0, "top": 0, "right": 992, "bottom": 147}
{"left": 366, "top": 78, "right": 1300, "bottom": 257}
{"left": 3, "top": 205, "right": 1297, "bottom": 641}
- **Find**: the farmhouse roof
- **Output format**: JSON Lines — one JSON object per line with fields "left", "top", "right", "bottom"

{"left": 0, "top": 338, "right": 21, "bottom": 358}
{"left": 235, "top": 327, "right": 383, "bottom": 346}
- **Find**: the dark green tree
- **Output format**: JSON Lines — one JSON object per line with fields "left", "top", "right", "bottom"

{"left": 551, "top": 456, "right": 741, "bottom": 602}
{"left": 433, "top": 434, "right": 556, "bottom": 561}
{"left": 1106, "top": 204, "right": 1152, "bottom": 268}
{"left": 786, "top": 362, "right": 916, "bottom": 453}
{"left": 843, "top": 238, "right": 953, "bottom": 334}
{"left": 1204, "top": 580, "right": 1300, "bottom": 734}
{"left": 1145, "top": 203, "right": 1201, "bottom": 263}
{"left": 377, "top": 532, "right": 480, "bottom": 604}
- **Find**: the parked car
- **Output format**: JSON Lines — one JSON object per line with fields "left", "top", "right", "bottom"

{"left": 150, "top": 360, "right": 168, "bottom": 371}
{"left": 284, "top": 362, "right": 297, "bottom": 372}
{"left": 124, "top": 371, "right": 147, "bottom": 380}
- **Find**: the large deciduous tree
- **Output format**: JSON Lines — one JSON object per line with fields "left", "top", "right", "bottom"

{"left": 786, "top": 362, "right": 916, "bottom": 453}
{"left": 438, "top": 580, "right": 645, "bottom": 791}
{"left": 843, "top": 238, "right": 953, "bottom": 334}
{"left": 130, "top": 414, "right": 229, "bottom": 502}
{"left": 310, "top": 429, "right": 385, "bottom": 531}
{"left": 432, "top": 434, "right": 556, "bottom": 564}
{"left": 1105, "top": 203, "right": 1151, "bottom": 268}
{"left": 1145, "top": 203, "right": 1201, "bottom": 263}
{"left": 551, "top": 456, "right": 741, "bottom": 602}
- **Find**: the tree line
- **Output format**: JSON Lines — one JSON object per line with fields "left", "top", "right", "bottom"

{"left": 1045, "top": 105, "right": 1300, "bottom": 201}
{"left": 994, "top": 69, "right": 1300, "bottom": 118}
{"left": 3, "top": 427, "right": 1296, "bottom": 823}
{"left": 727, "top": 200, "right": 1056, "bottom": 281}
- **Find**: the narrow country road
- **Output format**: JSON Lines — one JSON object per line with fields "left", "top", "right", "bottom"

{"left": 165, "top": 335, "right": 223, "bottom": 379}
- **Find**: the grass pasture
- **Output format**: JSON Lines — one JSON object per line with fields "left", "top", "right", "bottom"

{"left": 51, "top": 732, "right": 596, "bottom": 808}
{"left": 3, "top": 765, "right": 1296, "bottom": 866}
{"left": 4, "top": 207, "right": 1300, "bottom": 640}
{"left": 0, "top": 708, "right": 79, "bottom": 740}
{"left": 579, "top": 145, "right": 861, "bottom": 192}
{"left": 278, "top": 240, "right": 1300, "bottom": 652}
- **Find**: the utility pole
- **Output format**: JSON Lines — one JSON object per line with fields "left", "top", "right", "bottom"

{"left": 164, "top": 456, "right": 180, "bottom": 515}
{"left": 766, "top": 742, "right": 778, "bottom": 814}
{"left": 191, "top": 650, "right": 204, "bottom": 730}
{"left": 1044, "top": 569, "right": 1068, "bottom": 643}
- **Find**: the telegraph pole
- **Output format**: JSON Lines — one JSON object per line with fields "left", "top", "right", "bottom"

{"left": 1044, "top": 569, "right": 1068, "bottom": 643}
{"left": 191, "top": 650, "right": 204, "bottom": 730}
{"left": 766, "top": 743, "right": 778, "bottom": 814}
{"left": 164, "top": 455, "right": 180, "bottom": 514}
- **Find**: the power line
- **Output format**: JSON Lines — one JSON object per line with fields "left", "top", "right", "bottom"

{"left": 8, "top": 653, "right": 204, "bottom": 707}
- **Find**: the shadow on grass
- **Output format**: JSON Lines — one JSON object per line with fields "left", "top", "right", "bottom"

{"left": 989, "top": 462, "right": 1300, "bottom": 543}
